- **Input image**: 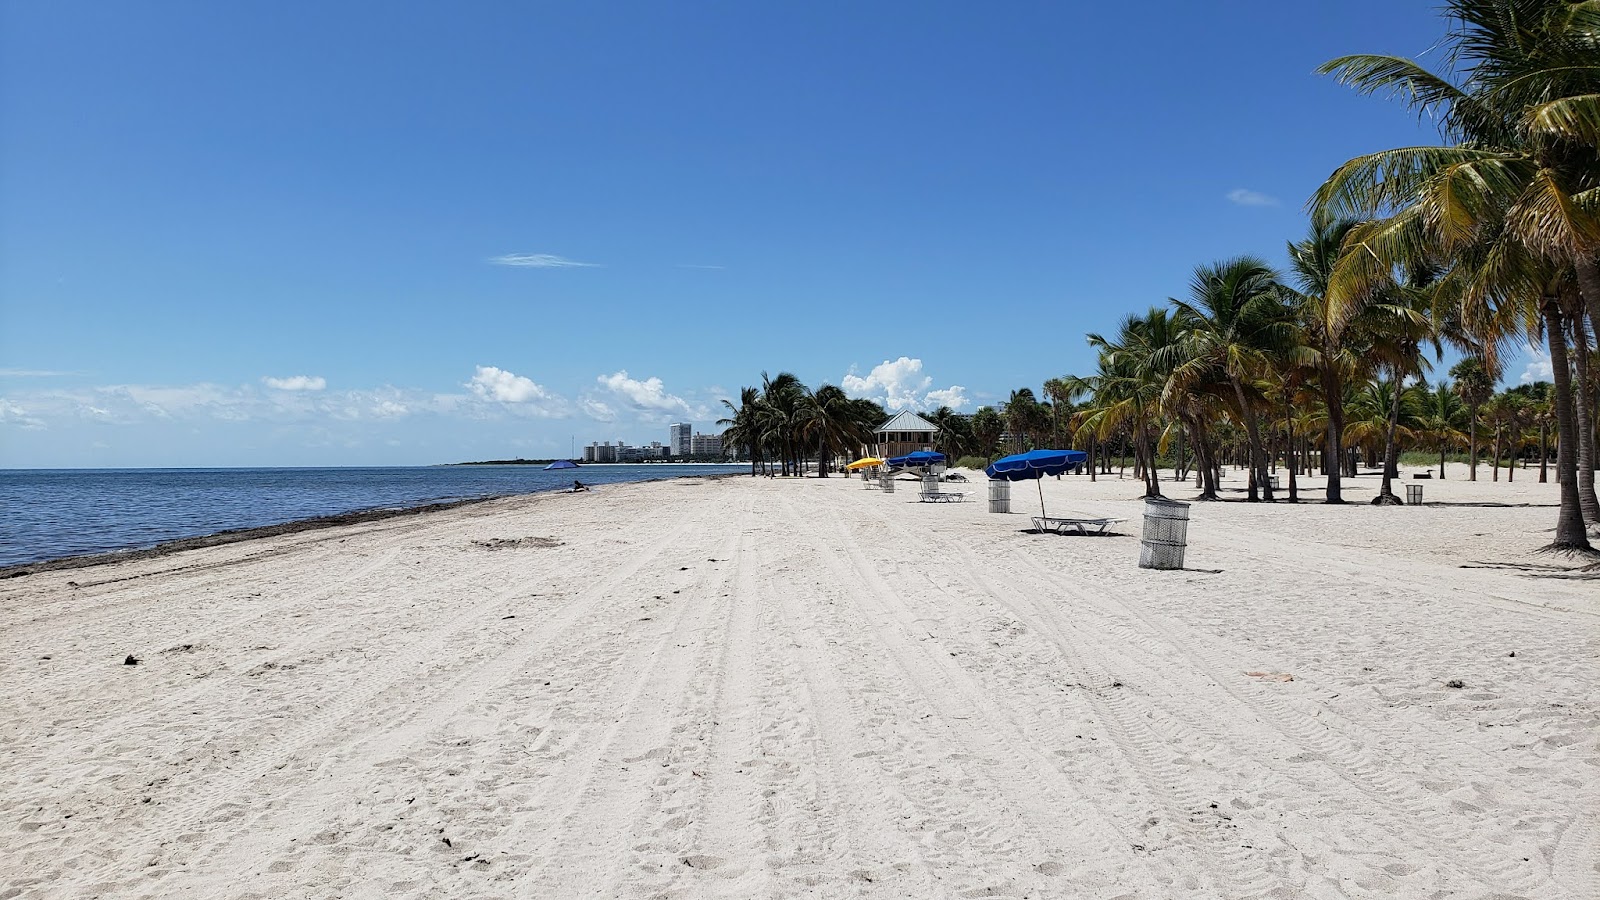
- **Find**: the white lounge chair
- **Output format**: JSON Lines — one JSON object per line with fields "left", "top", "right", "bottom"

{"left": 1031, "top": 515, "right": 1125, "bottom": 535}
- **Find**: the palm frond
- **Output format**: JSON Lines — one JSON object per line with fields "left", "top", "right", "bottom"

{"left": 1526, "top": 92, "right": 1600, "bottom": 142}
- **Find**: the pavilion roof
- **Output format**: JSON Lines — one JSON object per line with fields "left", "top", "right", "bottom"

{"left": 875, "top": 410, "right": 939, "bottom": 434}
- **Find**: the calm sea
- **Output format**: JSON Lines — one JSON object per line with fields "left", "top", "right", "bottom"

{"left": 0, "top": 464, "right": 745, "bottom": 568}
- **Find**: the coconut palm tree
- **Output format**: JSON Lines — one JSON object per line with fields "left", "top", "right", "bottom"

{"left": 1421, "top": 380, "right": 1469, "bottom": 478}
{"left": 799, "top": 383, "right": 877, "bottom": 477}
{"left": 717, "top": 386, "right": 763, "bottom": 477}
{"left": 757, "top": 371, "right": 804, "bottom": 476}
{"left": 1167, "top": 258, "right": 1294, "bottom": 501}
{"left": 1312, "top": 0, "right": 1599, "bottom": 550}
{"left": 1508, "top": 381, "right": 1556, "bottom": 481}
{"left": 1450, "top": 357, "right": 1497, "bottom": 480}
{"left": 1084, "top": 309, "right": 1184, "bottom": 498}
{"left": 1003, "top": 389, "right": 1045, "bottom": 453}
{"left": 970, "top": 407, "right": 1004, "bottom": 460}
{"left": 1286, "top": 217, "right": 1368, "bottom": 502}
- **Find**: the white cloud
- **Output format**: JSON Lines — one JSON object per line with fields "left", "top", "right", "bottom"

{"left": 0, "top": 368, "right": 76, "bottom": 377}
{"left": 1, "top": 373, "right": 576, "bottom": 439}
{"left": 841, "top": 357, "right": 969, "bottom": 411}
{"left": 925, "top": 386, "right": 970, "bottom": 410}
{"left": 580, "top": 398, "right": 617, "bottom": 422}
{"left": 0, "top": 398, "right": 46, "bottom": 430}
{"left": 262, "top": 375, "right": 327, "bottom": 391}
{"left": 489, "top": 253, "right": 598, "bottom": 268}
{"left": 1519, "top": 345, "right": 1553, "bottom": 384}
{"left": 595, "top": 370, "right": 691, "bottom": 414}
{"left": 467, "top": 365, "right": 555, "bottom": 404}
{"left": 1226, "top": 188, "right": 1278, "bottom": 207}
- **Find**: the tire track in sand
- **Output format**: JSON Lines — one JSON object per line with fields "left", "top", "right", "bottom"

{"left": 775, "top": 491, "right": 1178, "bottom": 900}
{"left": 55, "top": 497, "right": 713, "bottom": 896}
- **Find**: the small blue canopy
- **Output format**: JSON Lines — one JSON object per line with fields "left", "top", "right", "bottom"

{"left": 985, "top": 449, "right": 1085, "bottom": 480}
{"left": 887, "top": 450, "right": 946, "bottom": 468}
{"left": 543, "top": 459, "right": 579, "bottom": 470}
{"left": 985, "top": 449, "right": 1087, "bottom": 519}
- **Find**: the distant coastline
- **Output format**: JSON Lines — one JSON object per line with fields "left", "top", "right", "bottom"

{"left": 449, "top": 459, "right": 736, "bottom": 466}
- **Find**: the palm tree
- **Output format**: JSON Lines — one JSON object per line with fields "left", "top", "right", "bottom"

{"left": 799, "top": 383, "right": 876, "bottom": 477}
{"left": 1003, "top": 389, "right": 1044, "bottom": 453}
{"left": 1312, "top": 0, "right": 1599, "bottom": 550}
{"left": 1286, "top": 217, "right": 1367, "bottom": 502}
{"left": 1084, "top": 309, "right": 1182, "bottom": 498}
{"left": 758, "top": 371, "right": 804, "bottom": 476}
{"left": 926, "top": 406, "right": 971, "bottom": 461}
{"left": 1421, "top": 380, "right": 1469, "bottom": 478}
{"left": 1450, "top": 358, "right": 1497, "bottom": 480}
{"left": 1508, "top": 381, "right": 1555, "bottom": 481}
{"left": 1168, "top": 258, "right": 1294, "bottom": 501}
{"left": 1041, "top": 377, "right": 1078, "bottom": 447}
{"left": 717, "top": 386, "right": 763, "bottom": 477}
{"left": 970, "top": 407, "right": 1004, "bottom": 460}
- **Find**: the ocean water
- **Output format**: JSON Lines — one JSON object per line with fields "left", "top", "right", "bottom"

{"left": 0, "top": 464, "right": 745, "bottom": 568}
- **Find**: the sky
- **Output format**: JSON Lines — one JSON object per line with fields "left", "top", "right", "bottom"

{"left": 0, "top": 1, "right": 1549, "bottom": 467}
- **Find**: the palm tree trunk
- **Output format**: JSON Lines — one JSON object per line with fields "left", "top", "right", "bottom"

{"left": 1540, "top": 424, "right": 1549, "bottom": 483}
{"left": 1319, "top": 361, "right": 1345, "bottom": 503}
{"left": 1539, "top": 297, "right": 1594, "bottom": 552}
{"left": 1135, "top": 425, "right": 1159, "bottom": 498}
{"left": 1375, "top": 368, "right": 1403, "bottom": 505}
{"left": 1283, "top": 392, "right": 1298, "bottom": 502}
{"left": 1467, "top": 406, "right": 1479, "bottom": 481}
{"left": 1187, "top": 416, "right": 1218, "bottom": 500}
{"left": 1568, "top": 307, "right": 1599, "bottom": 524}
{"left": 1484, "top": 422, "right": 1497, "bottom": 480}
{"left": 1231, "top": 377, "right": 1272, "bottom": 501}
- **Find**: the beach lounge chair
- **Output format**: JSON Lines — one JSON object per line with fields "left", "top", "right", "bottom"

{"left": 921, "top": 491, "right": 966, "bottom": 503}
{"left": 1031, "top": 515, "right": 1125, "bottom": 535}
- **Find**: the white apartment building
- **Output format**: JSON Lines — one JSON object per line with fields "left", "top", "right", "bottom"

{"left": 669, "top": 423, "right": 692, "bottom": 457}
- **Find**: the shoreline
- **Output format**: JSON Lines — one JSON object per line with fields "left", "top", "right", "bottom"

{"left": 1, "top": 470, "right": 750, "bottom": 578}
{"left": 0, "top": 494, "right": 508, "bottom": 579}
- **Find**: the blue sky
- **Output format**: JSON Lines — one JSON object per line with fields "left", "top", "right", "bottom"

{"left": 0, "top": 1, "right": 1544, "bottom": 467}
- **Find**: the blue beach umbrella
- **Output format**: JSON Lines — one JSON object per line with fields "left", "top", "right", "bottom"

{"left": 886, "top": 450, "right": 946, "bottom": 468}
{"left": 985, "top": 449, "right": 1087, "bottom": 517}
{"left": 543, "top": 459, "right": 579, "bottom": 470}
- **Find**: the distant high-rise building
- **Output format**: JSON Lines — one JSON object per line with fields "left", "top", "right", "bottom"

{"left": 690, "top": 432, "right": 722, "bottom": 458}
{"left": 669, "top": 423, "right": 692, "bottom": 457}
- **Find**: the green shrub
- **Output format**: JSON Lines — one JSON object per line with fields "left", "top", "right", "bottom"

{"left": 954, "top": 455, "right": 990, "bottom": 471}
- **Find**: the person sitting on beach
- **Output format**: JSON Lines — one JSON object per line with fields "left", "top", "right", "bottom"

{"left": 572, "top": 480, "right": 589, "bottom": 492}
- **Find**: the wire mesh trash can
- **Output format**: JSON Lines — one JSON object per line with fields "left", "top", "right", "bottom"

{"left": 987, "top": 479, "right": 1011, "bottom": 513}
{"left": 1406, "top": 483, "right": 1423, "bottom": 505}
{"left": 1139, "top": 498, "right": 1190, "bottom": 570}
{"left": 880, "top": 472, "right": 894, "bottom": 493}
{"left": 1269, "top": 475, "right": 1281, "bottom": 490}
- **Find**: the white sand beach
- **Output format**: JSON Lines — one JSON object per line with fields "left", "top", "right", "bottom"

{"left": 2, "top": 468, "right": 1596, "bottom": 899}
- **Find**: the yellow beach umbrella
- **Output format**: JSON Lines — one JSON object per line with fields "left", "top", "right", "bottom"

{"left": 845, "top": 457, "right": 885, "bottom": 470}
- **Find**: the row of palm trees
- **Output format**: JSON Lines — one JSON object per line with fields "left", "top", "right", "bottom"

{"left": 1304, "top": 0, "right": 1600, "bottom": 552}
{"left": 961, "top": 0, "right": 1598, "bottom": 553}
{"left": 716, "top": 372, "right": 887, "bottom": 477}
{"left": 720, "top": 3, "right": 1597, "bottom": 554}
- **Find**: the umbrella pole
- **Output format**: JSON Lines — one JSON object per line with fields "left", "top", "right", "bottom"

{"left": 1037, "top": 479, "right": 1046, "bottom": 519}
